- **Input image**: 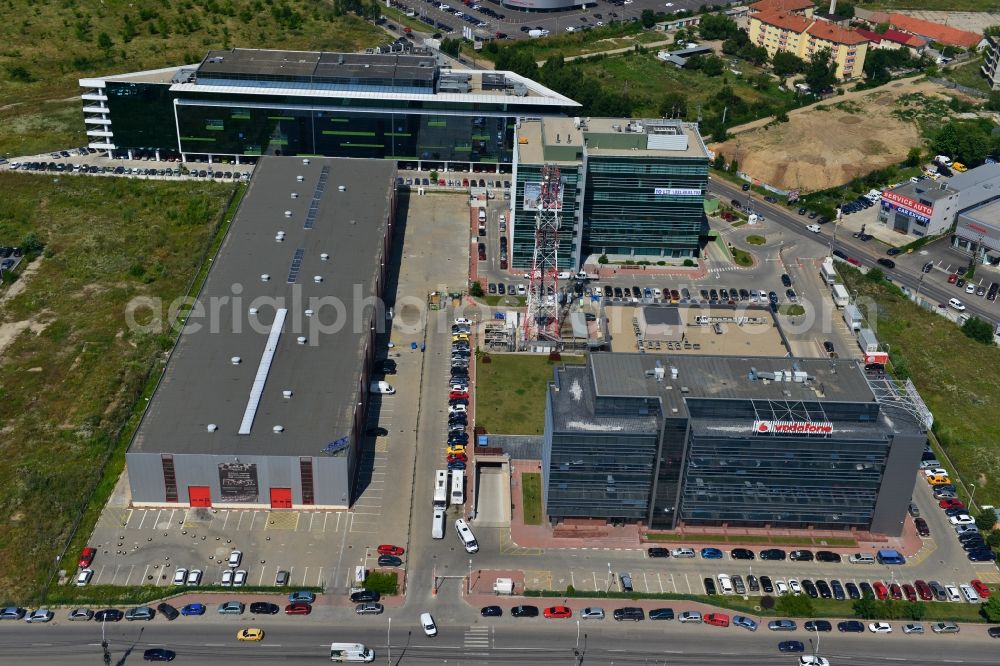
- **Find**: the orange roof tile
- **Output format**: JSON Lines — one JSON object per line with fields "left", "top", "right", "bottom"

{"left": 806, "top": 21, "right": 870, "bottom": 46}
{"left": 888, "top": 13, "right": 982, "bottom": 48}
{"left": 749, "top": 0, "right": 814, "bottom": 13}
{"left": 753, "top": 10, "right": 812, "bottom": 33}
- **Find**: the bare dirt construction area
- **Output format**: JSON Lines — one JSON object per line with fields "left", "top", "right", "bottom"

{"left": 711, "top": 79, "right": 949, "bottom": 192}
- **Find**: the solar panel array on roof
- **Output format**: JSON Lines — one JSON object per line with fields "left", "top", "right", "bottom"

{"left": 287, "top": 248, "right": 305, "bottom": 283}
{"left": 304, "top": 166, "right": 330, "bottom": 230}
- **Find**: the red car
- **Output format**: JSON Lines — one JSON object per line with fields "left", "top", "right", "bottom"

{"left": 79, "top": 547, "right": 97, "bottom": 569}
{"left": 914, "top": 580, "right": 933, "bottom": 601}
{"left": 972, "top": 579, "right": 991, "bottom": 598}
{"left": 447, "top": 453, "right": 468, "bottom": 463}
{"left": 939, "top": 498, "right": 965, "bottom": 509}
{"left": 449, "top": 391, "right": 469, "bottom": 401}
{"left": 543, "top": 606, "right": 572, "bottom": 619}
{"left": 889, "top": 583, "right": 902, "bottom": 600}
{"left": 284, "top": 603, "right": 312, "bottom": 615}
{"left": 704, "top": 612, "right": 730, "bottom": 627}
{"left": 873, "top": 581, "right": 889, "bottom": 600}
{"left": 947, "top": 273, "right": 958, "bottom": 284}
{"left": 377, "top": 544, "right": 404, "bottom": 556}
{"left": 902, "top": 583, "right": 917, "bottom": 602}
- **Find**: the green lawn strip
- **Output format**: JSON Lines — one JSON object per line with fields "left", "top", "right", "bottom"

{"left": 363, "top": 572, "right": 399, "bottom": 595}
{"left": 731, "top": 247, "right": 754, "bottom": 267}
{"left": 779, "top": 304, "right": 806, "bottom": 316}
{"left": 46, "top": 585, "right": 324, "bottom": 607}
{"left": 524, "top": 589, "right": 990, "bottom": 622}
{"left": 746, "top": 235, "right": 766, "bottom": 245}
{"left": 483, "top": 295, "right": 527, "bottom": 307}
{"left": 840, "top": 267, "right": 1000, "bottom": 507}
{"left": 643, "top": 533, "right": 851, "bottom": 546}
{"left": 475, "top": 354, "right": 585, "bottom": 435}
{"left": 521, "top": 473, "right": 543, "bottom": 525}
{"left": 940, "top": 57, "right": 990, "bottom": 93}
{"left": 33, "top": 181, "right": 244, "bottom": 604}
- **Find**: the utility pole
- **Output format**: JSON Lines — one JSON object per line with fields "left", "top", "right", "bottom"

{"left": 101, "top": 617, "right": 110, "bottom": 665}
{"left": 468, "top": 559, "right": 473, "bottom": 594}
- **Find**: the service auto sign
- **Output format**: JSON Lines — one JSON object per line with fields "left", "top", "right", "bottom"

{"left": 754, "top": 420, "right": 833, "bottom": 435}
{"left": 881, "top": 190, "right": 933, "bottom": 217}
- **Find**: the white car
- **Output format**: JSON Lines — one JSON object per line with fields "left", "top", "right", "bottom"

{"left": 221, "top": 569, "right": 234, "bottom": 586}
{"left": 965, "top": 283, "right": 976, "bottom": 294}
{"left": 945, "top": 585, "right": 962, "bottom": 602}
{"left": 806, "top": 224, "right": 821, "bottom": 233}
{"left": 949, "top": 514, "right": 975, "bottom": 525}
{"left": 173, "top": 568, "right": 188, "bottom": 585}
{"left": 450, "top": 384, "right": 468, "bottom": 392}
{"left": 799, "top": 658, "right": 830, "bottom": 666}
{"left": 233, "top": 569, "right": 248, "bottom": 587}
{"left": 580, "top": 607, "right": 605, "bottom": 619}
{"left": 775, "top": 580, "right": 790, "bottom": 596}
{"left": 420, "top": 612, "right": 438, "bottom": 637}
{"left": 869, "top": 622, "right": 892, "bottom": 633}
{"left": 454, "top": 318, "right": 472, "bottom": 326}
{"left": 228, "top": 550, "right": 243, "bottom": 568}
{"left": 76, "top": 569, "right": 94, "bottom": 587}
{"left": 959, "top": 584, "right": 979, "bottom": 603}
{"left": 717, "top": 574, "right": 733, "bottom": 594}
{"left": 948, "top": 298, "right": 966, "bottom": 311}
{"left": 670, "top": 547, "right": 695, "bottom": 558}
{"left": 788, "top": 579, "right": 802, "bottom": 595}
{"left": 25, "top": 609, "right": 54, "bottom": 623}
{"left": 665, "top": 1, "right": 674, "bottom": 5}
{"left": 448, "top": 404, "right": 467, "bottom": 414}
{"left": 922, "top": 468, "right": 948, "bottom": 477}
{"left": 186, "top": 569, "right": 203, "bottom": 586}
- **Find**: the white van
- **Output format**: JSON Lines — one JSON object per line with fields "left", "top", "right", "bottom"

{"left": 432, "top": 508, "right": 445, "bottom": 539}
{"left": 848, "top": 553, "right": 875, "bottom": 564}
{"left": 370, "top": 380, "right": 395, "bottom": 394}
{"left": 330, "top": 643, "right": 375, "bottom": 662}
{"left": 948, "top": 298, "right": 966, "bottom": 311}
{"left": 455, "top": 518, "right": 479, "bottom": 553}
{"left": 477, "top": 209, "right": 486, "bottom": 222}
{"left": 717, "top": 573, "right": 734, "bottom": 594}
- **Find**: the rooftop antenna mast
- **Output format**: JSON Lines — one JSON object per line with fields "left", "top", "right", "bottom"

{"left": 523, "top": 164, "right": 562, "bottom": 344}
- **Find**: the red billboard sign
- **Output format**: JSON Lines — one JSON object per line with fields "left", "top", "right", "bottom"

{"left": 882, "top": 190, "right": 933, "bottom": 217}
{"left": 753, "top": 420, "right": 833, "bottom": 435}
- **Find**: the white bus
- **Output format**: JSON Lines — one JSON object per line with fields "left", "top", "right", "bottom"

{"left": 432, "top": 508, "right": 445, "bottom": 539}
{"left": 434, "top": 470, "right": 449, "bottom": 508}
{"left": 455, "top": 518, "right": 479, "bottom": 553}
{"left": 450, "top": 470, "right": 465, "bottom": 506}
{"left": 330, "top": 642, "right": 374, "bottom": 662}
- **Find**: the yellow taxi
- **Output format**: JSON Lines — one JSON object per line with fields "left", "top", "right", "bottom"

{"left": 237, "top": 628, "right": 264, "bottom": 641}
{"left": 446, "top": 445, "right": 466, "bottom": 456}
{"left": 452, "top": 334, "right": 470, "bottom": 342}
{"left": 926, "top": 474, "right": 950, "bottom": 486}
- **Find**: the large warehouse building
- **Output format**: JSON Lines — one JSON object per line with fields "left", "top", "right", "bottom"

{"left": 511, "top": 117, "right": 709, "bottom": 268}
{"left": 78, "top": 48, "right": 578, "bottom": 168}
{"left": 543, "top": 353, "right": 928, "bottom": 536}
{"left": 125, "top": 156, "right": 397, "bottom": 509}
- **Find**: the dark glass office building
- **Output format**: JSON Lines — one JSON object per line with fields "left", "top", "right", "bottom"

{"left": 79, "top": 49, "right": 579, "bottom": 166}
{"left": 511, "top": 117, "right": 709, "bottom": 269}
{"left": 543, "top": 353, "right": 927, "bottom": 536}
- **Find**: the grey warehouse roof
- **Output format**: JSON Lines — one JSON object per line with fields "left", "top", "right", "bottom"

{"left": 198, "top": 49, "right": 437, "bottom": 83}
{"left": 131, "top": 156, "right": 395, "bottom": 457}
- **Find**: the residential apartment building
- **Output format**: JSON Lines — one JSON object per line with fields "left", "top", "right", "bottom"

{"left": 983, "top": 35, "right": 1000, "bottom": 91}
{"left": 749, "top": 11, "right": 869, "bottom": 80}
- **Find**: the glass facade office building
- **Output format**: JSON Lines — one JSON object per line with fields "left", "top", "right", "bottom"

{"left": 80, "top": 49, "right": 579, "bottom": 164}
{"left": 544, "top": 354, "right": 926, "bottom": 536}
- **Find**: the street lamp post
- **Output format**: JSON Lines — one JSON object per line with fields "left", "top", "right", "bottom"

{"left": 387, "top": 617, "right": 391, "bottom": 665}
{"left": 576, "top": 619, "right": 580, "bottom": 649}
{"left": 969, "top": 483, "right": 977, "bottom": 512}
{"left": 468, "top": 559, "right": 473, "bottom": 594}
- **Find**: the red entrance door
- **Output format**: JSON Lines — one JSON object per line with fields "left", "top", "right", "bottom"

{"left": 270, "top": 487, "right": 293, "bottom": 509}
{"left": 188, "top": 486, "right": 212, "bottom": 507}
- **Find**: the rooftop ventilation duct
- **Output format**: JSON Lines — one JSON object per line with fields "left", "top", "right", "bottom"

{"left": 320, "top": 253, "right": 330, "bottom": 261}
{"left": 249, "top": 307, "right": 258, "bottom": 315}
{"left": 297, "top": 336, "right": 307, "bottom": 345}
{"left": 282, "top": 390, "right": 292, "bottom": 399}
{"left": 296, "top": 175, "right": 304, "bottom": 182}
{"left": 260, "top": 274, "right": 270, "bottom": 282}
{"left": 273, "top": 425, "right": 284, "bottom": 433}
{"left": 302, "top": 158, "right": 310, "bottom": 164}
{"left": 291, "top": 192, "right": 298, "bottom": 199}
{"left": 338, "top": 185, "right": 346, "bottom": 192}
{"left": 207, "top": 424, "right": 218, "bottom": 432}
{"left": 231, "top": 356, "right": 241, "bottom": 365}
{"left": 313, "top": 275, "right": 323, "bottom": 283}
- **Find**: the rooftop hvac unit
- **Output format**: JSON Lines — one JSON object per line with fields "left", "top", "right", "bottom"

{"left": 512, "top": 82, "right": 528, "bottom": 96}
{"left": 793, "top": 371, "right": 808, "bottom": 383}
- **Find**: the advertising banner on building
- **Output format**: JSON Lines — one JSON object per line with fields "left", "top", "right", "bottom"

{"left": 881, "top": 190, "right": 933, "bottom": 217}
{"left": 753, "top": 420, "right": 833, "bottom": 435}
{"left": 522, "top": 181, "right": 564, "bottom": 211}
{"left": 653, "top": 187, "right": 702, "bottom": 196}
{"left": 218, "top": 462, "right": 259, "bottom": 502}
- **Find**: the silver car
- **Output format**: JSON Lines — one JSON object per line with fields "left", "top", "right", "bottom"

{"left": 25, "top": 609, "right": 54, "bottom": 623}
{"left": 932, "top": 622, "right": 960, "bottom": 634}
{"left": 678, "top": 611, "right": 702, "bottom": 624}
{"left": 125, "top": 607, "right": 155, "bottom": 622}
{"left": 68, "top": 608, "right": 93, "bottom": 621}
{"left": 902, "top": 623, "right": 924, "bottom": 634}
{"left": 580, "top": 607, "right": 605, "bottom": 620}
{"left": 355, "top": 603, "right": 384, "bottom": 615}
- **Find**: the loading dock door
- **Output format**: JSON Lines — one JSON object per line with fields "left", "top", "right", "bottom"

{"left": 270, "top": 487, "right": 293, "bottom": 509}
{"left": 188, "top": 486, "right": 212, "bottom": 507}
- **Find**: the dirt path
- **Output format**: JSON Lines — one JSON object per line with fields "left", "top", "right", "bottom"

{"left": 0, "top": 257, "right": 48, "bottom": 358}
{"left": 536, "top": 39, "right": 674, "bottom": 66}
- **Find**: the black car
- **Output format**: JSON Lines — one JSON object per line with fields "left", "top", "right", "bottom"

{"left": 805, "top": 620, "right": 832, "bottom": 632}
{"left": 250, "top": 602, "right": 280, "bottom": 615}
{"left": 647, "top": 547, "right": 669, "bottom": 558}
{"left": 815, "top": 550, "right": 841, "bottom": 563}
{"left": 143, "top": 649, "right": 176, "bottom": 662}
{"left": 789, "top": 549, "right": 813, "bottom": 561}
{"left": 859, "top": 582, "right": 875, "bottom": 598}
{"left": 765, "top": 196, "right": 778, "bottom": 203}
{"left": 747, "top": 575, "right": 760, "bottom": 593}
{"left": 781, "top": 273, "right": 792, "bottom": 287}
{"left": 786, "top": 288, "right": 798, "bottom": 303}
{"left": 378, "top": 555, "right": 402, "bottom": 567}
{"left": 157, "top": 603, "right": 179, "bottom": 621}
{"left": 778, "top": 641, "right": 805, "bottom": 653}
{"left": 613, "top": 607, "right": 644, "bottom": 622}
{"left": 94, "top": 609, "right": 123, "bottom": 622}
{"left": 511, "top": 605, "right": 539, "bottom": 618}
{"left": 768, "top": 291, "right": 779, "bottom": 306}
{"left": 877, "top": 258, "right": 895, "bottom": 269}
{"left": 731, "top": 548, "right": 755, "bottom": 560}
{"left": 350, "top": 591, "right": 380, "bottom": 603}
{"left": 728, "top": 288, "right": 739, "bottom": 301}
{"left": 365, "top": 426, "right": 389, "bottom": 437}
{"left": 760, "top": 575, "right": 774, "bottom": 594}
{"left": 887, "top": 247, "right": 901, "bottom": 256}
{"left": 481, "top": 605, "right": 502, "bottom": 617}
{"left": 989, "top": 626, "right": 1000, "bottom": 638}
{"left": 802, "top": 579, "right": 819, "bottom": 598}
{"left": 703, "top": 577, "right": 717, "bottom": 595}
{"left": 838, "top": 620, "right": 865, "bottom": 633}
{"left": 831, "top": 580, "right": 845, "bottom": 600}
{"left": 742, "top": 183, "right": 751, "bottom": 191}
{"left": 823, "top": 341, "right": 835, "bottom": 355}
{"left": 650, "top": 608, "right": 675, "bottom": 621}
{"left": 798, "top": 207, "right": 807, "bottom": 215}
{"left": 845, "top": 582, "right": 861, "bottom": 599}
{"left": 816, "top": 580, "right": 832, "bottom": 599}
{"left": 760, "top": 548, "right": 786, "bottom": 561}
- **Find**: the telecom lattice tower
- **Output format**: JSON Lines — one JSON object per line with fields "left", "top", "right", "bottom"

{"left": 523, "top": 164, "right": 562, "bottom": 343}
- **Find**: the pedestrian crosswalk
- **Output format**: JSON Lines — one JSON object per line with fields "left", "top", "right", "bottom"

{"left": 707, "top": 264, "right": 747, "bottom": 274}
{"left": 464, "top": 625, "right": 490, "bottom": 649}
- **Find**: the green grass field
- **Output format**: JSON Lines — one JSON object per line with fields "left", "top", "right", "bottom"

{"left": 0, "top": 0, "right": 384, "bottom": 157}
{"left": 942, "top": 57, "right": 991, "bottom": 94}
{"left": 475, "top": 353, "right": 585, "bottom": 435}
{"left": 0, "top": 174, "right": 235, "bottom": 602}
{"left": 521, "top": 473, "right": 543, "bottom": 525}
{"left": 840, "top": 268, "right": 1000, "bottom": 507}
